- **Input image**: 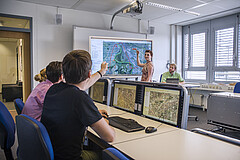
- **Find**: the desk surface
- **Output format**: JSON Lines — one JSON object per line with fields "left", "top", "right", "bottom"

{"left": 91, "top": 103, "right": 240, "bottom": 160}
{"left": 114, "top": 129, "right": 240, "bottom": 160}
{"left": 181, "top": 83, "right": 200, "bottom": 88}
{"left": 91, "top": 103, "right": 178, "bottom": 145}
{"left": 189, "top": 87, "right": 232, "bottom": 92}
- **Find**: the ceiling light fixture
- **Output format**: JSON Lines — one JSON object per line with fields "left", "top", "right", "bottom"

{"left": 146, "top": 2, "right": 182, "bottom": 12}
{"left": 184, "top": 10, "right": 200, "bottom": 16}
{"left": 145, "top": 2, "right": 200, "bottom": 16}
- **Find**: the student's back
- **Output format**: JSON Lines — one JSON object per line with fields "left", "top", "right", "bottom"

{"left": 41, "top": 82, "right": 102, "bottom": 159}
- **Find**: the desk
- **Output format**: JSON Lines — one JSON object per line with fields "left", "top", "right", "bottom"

{"left": 104, "top": 76, "right": 139, "bottom": 81}
{"left": 187, "top": 87, "right": 233, "bottom": 110}
{"left": 2, "top": 84, "right": 23, "bottom": 102}
{"left": 114, "top": 129, "right": 240, "bottom": 160}
{"left": 208, "top": 92, "right": 240, "bottom": 131}
{"left": 88, "top": 102, "right": 240, "bottom": 160}
{"left": 91, "top": 103, "right": 178, "bottom": 145}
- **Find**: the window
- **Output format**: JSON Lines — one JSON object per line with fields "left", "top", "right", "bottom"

{"left": 185, "top": 71, "right": 206, "bottom": 80}
{"left": 183, "top": 26, "right": 208, "bottom": 82}
{"left": 215, "top": 27, "right": 234, "bottom": 67}
{"left": 184, "top": 34, "right": 189, "bottom": 69}
{"left": 192, "top": 33, "right": 205, "bottom": 67}
{"left": 183, "top": 14, "right": 240, "bottom": 83}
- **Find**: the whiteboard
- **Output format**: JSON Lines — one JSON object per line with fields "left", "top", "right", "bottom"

{"left": 73, "top": 26, "right": 147, "bottom": 51}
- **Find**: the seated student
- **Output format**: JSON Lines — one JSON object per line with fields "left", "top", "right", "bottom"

{"left": 23, "top": 58, "right": 108, "bottom": 122}
{"left": 22, "top": 61, "right": 63, "bottom": 121}
{"left": 161, "top": 63, "right": 184, "bottom": 84}
{"left": 41, "top": 50, "right": 115, "bottom": 160}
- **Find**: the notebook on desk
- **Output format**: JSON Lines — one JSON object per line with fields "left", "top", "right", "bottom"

{"left": 107, "top": 116, "right": 145, "bottom": 132}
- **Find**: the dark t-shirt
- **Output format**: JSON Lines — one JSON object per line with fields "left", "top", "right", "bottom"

{"left": 41, "top": 82, "right": 102, "bottom": 160}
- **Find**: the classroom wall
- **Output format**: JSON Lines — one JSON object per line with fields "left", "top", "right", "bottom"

{"left": 0, "top": 0, "right": 171, "bottom": 88}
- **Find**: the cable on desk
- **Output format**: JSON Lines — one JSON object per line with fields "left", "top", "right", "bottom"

{"left": 156, "top": 123, "right": 162, "bottom": 129}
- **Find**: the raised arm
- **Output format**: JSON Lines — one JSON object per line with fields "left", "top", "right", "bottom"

{"left": 90, "top": 118, "right": 115, "bottom": 142}
{"left": 133, "top": 48, "right": 145, "bottom": 67}
{"left": 81, "top": 62, "right": 108, "bottom": 90}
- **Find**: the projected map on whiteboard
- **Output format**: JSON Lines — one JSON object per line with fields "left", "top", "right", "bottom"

{"left": 90, "top": 37, "right": 152, "bottom": 75}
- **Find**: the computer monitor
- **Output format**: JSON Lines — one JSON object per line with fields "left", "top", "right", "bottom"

{"left": 112, "top": 81, "right": 137, "bottom": 113}
{"left": 142, "top": 84, "right": 184, "bottom": 127}
{"left": 89, "top": 79, "right": 109, "bottom": 105}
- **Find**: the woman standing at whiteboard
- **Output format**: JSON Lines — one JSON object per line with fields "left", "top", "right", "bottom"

{"left": 133, "top": 48, "right": 154, "bottom": 82}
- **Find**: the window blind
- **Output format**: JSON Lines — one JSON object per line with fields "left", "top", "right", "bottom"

{"left": 184, "top": 34, "right": 189, "bottom": 68}
{"left": 191, "top": 33, "right": 205, "bottom": 67}
{"left": 238, "top": 24, "right": 240, "bottom": 68}
{"left": 185, "top": 71, "right": 206, "bottom": 80}
{"left": 215, "top": 71, "right": 240, "bottom": 81}
{"left": 215, "top": 27, "right": 234, "bottom": 67}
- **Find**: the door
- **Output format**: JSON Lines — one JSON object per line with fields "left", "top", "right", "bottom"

{"left": 0, "top": 30, "right": 31, "bottom": 102}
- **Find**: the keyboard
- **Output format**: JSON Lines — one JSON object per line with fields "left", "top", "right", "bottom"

{"left": 107, "top": 116, "right": 145, "bottom": 132}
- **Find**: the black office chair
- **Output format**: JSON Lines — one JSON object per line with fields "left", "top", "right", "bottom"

{"left": 0, "top": 101, "right": 15, "bottom": 160}
{"left": 102, "top": 147, "right": 129, "bottom": 160}
{"left": 16, "top": 114, "right": 54, "bottom": 160}
{"left": 14, "top": 98, "right": 24, "bottom": 115}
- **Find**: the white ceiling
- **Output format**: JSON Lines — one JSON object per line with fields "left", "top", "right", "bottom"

{"left": 17, "top": 0, "right": 240, "bottom": 25}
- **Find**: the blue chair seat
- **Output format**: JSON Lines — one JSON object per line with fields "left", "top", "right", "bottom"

{"left": 102, "top": 147, "right": 129, "bottom": 160}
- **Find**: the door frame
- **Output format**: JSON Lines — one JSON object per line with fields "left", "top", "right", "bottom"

{"left": 0, "top": 13, "right": 32, "bottom": 102}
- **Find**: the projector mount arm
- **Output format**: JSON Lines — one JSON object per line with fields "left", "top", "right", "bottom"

{"left": 110, "top": 0, "right": 143, "bottom": 30}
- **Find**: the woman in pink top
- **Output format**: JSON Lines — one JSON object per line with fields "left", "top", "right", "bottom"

{"left": 133, "top": 48, "right": 154, "bottom": 82}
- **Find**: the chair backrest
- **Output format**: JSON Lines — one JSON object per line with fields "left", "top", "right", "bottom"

{"left": 233, "top": 82, "right": 240, "bottom": 93}
{"left": 159, "top": 74, "right": 163, "bottom": 82}
{"left": 102, "top": 147, "right": 129, "bottom": 160}
{"left": 16, "top": 114, "right": 54, "bottom": 160}
{"left": 14, "top": 98, "right": 24, "bottom": 115}
{"left": 0, "top": 101, "right": 15, "bottom": 160}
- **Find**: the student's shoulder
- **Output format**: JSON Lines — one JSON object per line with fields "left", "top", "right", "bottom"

{"left": 162, "top": 71, "right": 169, "bottom": 76}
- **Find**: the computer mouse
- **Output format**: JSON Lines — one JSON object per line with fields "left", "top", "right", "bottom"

{"left": 145, "top": 126, "right": 157, "bottom": 133}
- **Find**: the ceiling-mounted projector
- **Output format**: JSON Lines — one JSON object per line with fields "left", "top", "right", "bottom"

{"left": 122, "top": 0, "right": 143, "bottom": 16}
{"left": 110, "top": 0, "right": 143, "bottom": 29}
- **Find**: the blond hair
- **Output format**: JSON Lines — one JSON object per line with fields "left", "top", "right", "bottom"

{"left": 34, "top": 68, "right": 47, "bottom": 82}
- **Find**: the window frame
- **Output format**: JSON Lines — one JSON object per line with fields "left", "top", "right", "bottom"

{"left": 182, "top": 21, "right": 210, "bottom": 83}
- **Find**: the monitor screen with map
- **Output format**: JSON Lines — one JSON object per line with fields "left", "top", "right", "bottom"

{"left": 90, "top": 36, "right": 152, "bottom": 75}
{"left": 112, "top": 82, "right": 137, "bottom": 113}
{"left": 89, "top": 79, "right": 108, "bottom": 104}
{"left": 142, "top": 86, "right": 184, "bottom": 127}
